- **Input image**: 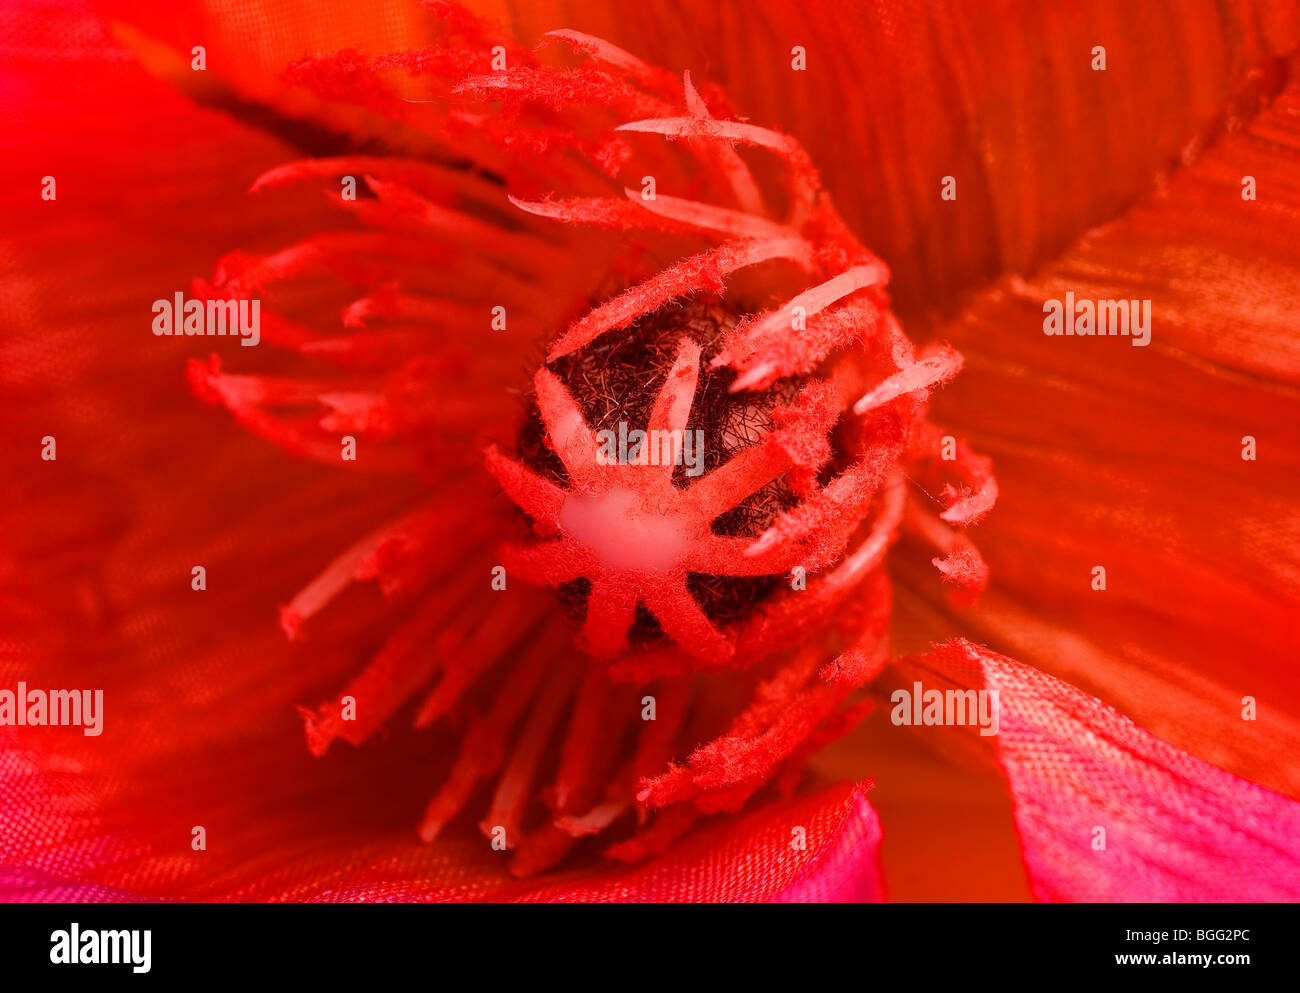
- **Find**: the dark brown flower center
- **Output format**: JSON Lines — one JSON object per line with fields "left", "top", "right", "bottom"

{"left": 515, "top": 297, "right": 803, "bottom": 639}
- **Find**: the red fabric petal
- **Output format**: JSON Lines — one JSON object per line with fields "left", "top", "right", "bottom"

{"left": 478, "top": 0, "right": 1300, "bottom": 315}
{"left": 0, "top": 0, "right": 442, "bottom": 900}
{"left": 0, "top": 777, "right": 881, "bottom": 902}
{"left": 510, "top": 782, "right": 882, "bottom": 903}
{"left": 910, "top": 77, "right": 1300, "bottom": 803}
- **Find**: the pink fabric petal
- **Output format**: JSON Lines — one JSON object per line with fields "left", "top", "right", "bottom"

{"left": 904, "top": 641, "right": 1300, "bottom": 901}
{"left": 0, "top": 780, "right": 881, "bottom": 903}
{"left": 0, "top": 867, "right": 150, "bottom": 903}
{"left": 769, "top": 784, "right": 884, "bottom": 903}
{"left": 515, "top": 781, "right": 883, "bottom": 903}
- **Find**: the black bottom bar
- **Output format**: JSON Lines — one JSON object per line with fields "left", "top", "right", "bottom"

{"left": 0, "top": 902, "right": 1290, "bottom": 982}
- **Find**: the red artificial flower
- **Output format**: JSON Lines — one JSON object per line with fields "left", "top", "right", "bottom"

{"left": 2, "top": 0, "right": 1299, "bottom": 902}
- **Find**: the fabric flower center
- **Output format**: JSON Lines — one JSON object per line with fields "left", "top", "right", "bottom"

{"left": 514, "top": 297, "right": 805, "bottom": 636}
